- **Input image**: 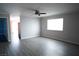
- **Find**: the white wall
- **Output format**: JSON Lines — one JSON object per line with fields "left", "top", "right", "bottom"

{"left": 20, "top": 16, "right": 40, "bottom": 39}
{"left": 40, "top": 12, "right": 79, "bottom": 45}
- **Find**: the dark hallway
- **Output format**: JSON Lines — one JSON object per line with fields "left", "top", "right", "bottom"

{"left": 0, "top": 18, "right": 8, "bottom": 42}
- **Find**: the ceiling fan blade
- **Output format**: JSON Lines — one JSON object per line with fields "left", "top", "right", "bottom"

{"left": 40, "top": 13, "right": 46, "bottom": 14}
{"left": 35, "top": 10, "right": 39, "bottom": 14}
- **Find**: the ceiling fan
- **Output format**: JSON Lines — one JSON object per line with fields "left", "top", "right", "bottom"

{"left": 34, "top": 10, "right": 46, "bottom": 16}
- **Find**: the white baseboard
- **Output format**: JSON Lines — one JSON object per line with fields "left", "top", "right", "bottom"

{"left": 42, "top": 36, "right": 79, "bottom": 45}
{"left": 21, "top": 35, "right": 40, "bottom": 40}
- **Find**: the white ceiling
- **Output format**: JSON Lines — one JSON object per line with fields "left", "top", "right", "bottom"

{"left": 0, "top": 3, "right": 79, "bottom": 18}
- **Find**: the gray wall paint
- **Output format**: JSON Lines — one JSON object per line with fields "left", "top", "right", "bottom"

{"left": 20, "top": 16, "right": 40, "bottom": 39}
{"left": 40, "top": 12, "right": 79, "bottom": 45}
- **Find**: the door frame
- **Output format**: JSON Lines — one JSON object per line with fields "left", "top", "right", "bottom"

{"left": 0, "top": 14, "right": 11, "bottom": 42}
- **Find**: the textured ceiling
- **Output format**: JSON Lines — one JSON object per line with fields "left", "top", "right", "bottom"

{"left": 0, "top": 3, "right": 79, "bottom": 18}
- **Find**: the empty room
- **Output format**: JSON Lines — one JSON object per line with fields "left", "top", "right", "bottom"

{"left": 0, "top": 3, "right": 79, "bottom": 56}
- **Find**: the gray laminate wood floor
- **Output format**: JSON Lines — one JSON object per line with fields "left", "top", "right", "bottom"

{"left": 0, "top": 37, "right": 79, "bottom": 56}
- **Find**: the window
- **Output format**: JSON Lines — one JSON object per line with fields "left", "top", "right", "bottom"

{"left": 47, "top": 18, "right": 63, "bottom": 31}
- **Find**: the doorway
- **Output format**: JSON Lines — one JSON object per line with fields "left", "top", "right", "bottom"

{"left": 10, "top": 16, "right": 20, "bottom": 41}
{"left": 0, "top": 18, "right": 8, "bottom": 42}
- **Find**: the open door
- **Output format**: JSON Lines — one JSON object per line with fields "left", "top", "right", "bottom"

{"left": 18, "top": 23, "right": 21, "bottom": 39}
{"left": 0, "top": 18, "right": 8, "bottom": 42}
